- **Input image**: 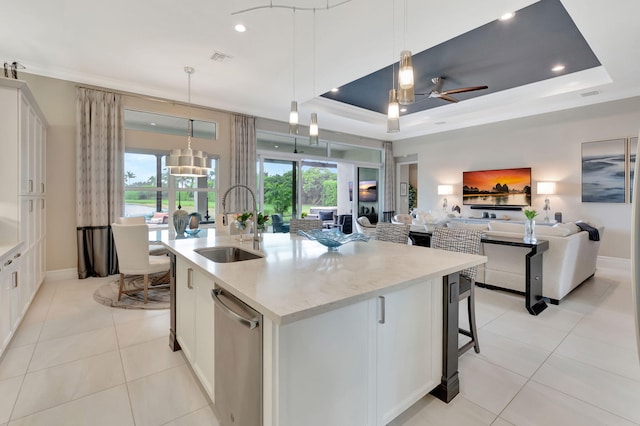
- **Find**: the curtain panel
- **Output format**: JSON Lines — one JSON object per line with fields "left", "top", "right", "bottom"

{"left": 383, "top": 141, "right": 395, "bottom": 217}
{"left": 229, "top": 115, "right": 257, "bottom": 212}
{"left": 76, "top": 88, "right": 124, "bottom": 278}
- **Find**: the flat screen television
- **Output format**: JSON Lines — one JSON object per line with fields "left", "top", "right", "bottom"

{"left": 463, "top": 167, "right": 531, "bottom": 208}
{"left": 358, "top": 180, "right": 377, "bottom": 202}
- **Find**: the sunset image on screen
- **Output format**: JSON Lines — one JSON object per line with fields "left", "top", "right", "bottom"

{"left": 463, "top": 168, "right": 532, "bottom": 206}
{"left": 463, "top": 168, "right": 530, "bottom": 191}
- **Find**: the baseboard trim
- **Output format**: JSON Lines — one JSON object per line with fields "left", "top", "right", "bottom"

{"left": 45, "top": 268, "right": 77, "bottom": 282}
{"left": 597, "top": 256, "right": 630, "bottom": 269}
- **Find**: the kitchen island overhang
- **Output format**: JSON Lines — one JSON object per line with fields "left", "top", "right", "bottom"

{"left": 162, "top": 232, "right": 486, "bottom": 425}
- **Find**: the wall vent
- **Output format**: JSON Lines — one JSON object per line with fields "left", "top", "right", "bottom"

{"left": 211, "top": 51, "right": 232, "bottom": 62}
{"left": 581, "top": 90, "right": 600, "bottom": 97}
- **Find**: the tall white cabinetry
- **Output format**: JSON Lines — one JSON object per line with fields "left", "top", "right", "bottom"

{"left": 0, "top": 78, "right": 47, "bottom": 356}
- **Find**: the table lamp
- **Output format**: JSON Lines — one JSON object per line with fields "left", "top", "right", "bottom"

{"left": 437, "top": 184, "right": 454, "bottom": 216}
{"left": 537, "top": 182, "right": 556, "bottom": 222}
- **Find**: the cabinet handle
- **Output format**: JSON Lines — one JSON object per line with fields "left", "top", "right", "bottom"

{"left": 41, "top": 183, "right": 45, "bottom": 193}
{"left": 378, "top": 296, "right": 386, "bottom": 324}
{"left": 29, "top": 179, "right": 33, "bottom": 192}
{"left": 29, "top": 199, "right": 33, "bottom": 212}
{"left": 12, "top": 271, "right": 18, "bottom": 288}
{"left": 187, "top": 267, "right": 193, "bottom": 290}
{"left": 14, "top": 252, "right": 21, "bottom": 259}
{"left": 4, "top": 259, "right": 12, "bottom": 267}
{"left": 41, "top": 199, "right": 45, "bottom": 209}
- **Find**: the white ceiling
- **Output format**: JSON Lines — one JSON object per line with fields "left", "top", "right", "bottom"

{"left": 1, "top": 0, "right": 639, "bottom": 141}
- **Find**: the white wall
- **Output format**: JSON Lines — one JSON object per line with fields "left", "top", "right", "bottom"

{"left": 393, "top": 96, "right": 640, "bottom": 259}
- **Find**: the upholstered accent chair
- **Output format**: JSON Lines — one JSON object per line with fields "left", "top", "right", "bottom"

{"left": 355, "top": 216, "right": 377, "bottom": 237}
{"left": 374, "top": 222, "right": 410, "bottom": 244}
{"left": 271, "top": 214, "right": 290, "bottom": 233}
{"left": 290, "top": 218, "right": 323, "bottom": 234}
{"left": 431, "top": 227, "right": 482, "bottom": 355}
{"left": 112, "top": 223, "right": 170, "bottom": 304}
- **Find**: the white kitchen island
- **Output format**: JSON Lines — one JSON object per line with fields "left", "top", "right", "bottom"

{"left": 161, "top": 231, "right": 486, "bottom": 426}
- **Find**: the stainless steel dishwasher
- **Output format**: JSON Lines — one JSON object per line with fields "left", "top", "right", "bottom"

{"left": 211, "top": 287, "right": 262, "bottom": 426}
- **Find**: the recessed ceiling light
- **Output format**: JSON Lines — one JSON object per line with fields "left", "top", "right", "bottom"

{"left": 274, "top": 145, "right": 279, "bottom": 148}
{"left": 552, "top": 64, "right": 566, "bottom": 72}
{"left": 235, "top": 24, "right": 246, "bottom": 33}
{"left": 499, "top": 12, "right": 515, "bottom": 21}
{"left": 150, "top": 122, "right": 156, "bottom": 126}
{"left": 330, "top": 88, "right": 339, "bottom": 92}
{"left": 400, "top": 108, "right": 407, "bottom": 112}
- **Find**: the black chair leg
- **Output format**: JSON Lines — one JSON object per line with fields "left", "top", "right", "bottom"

{"left": 468, "top": 285, "right": 480, "bottom": 354}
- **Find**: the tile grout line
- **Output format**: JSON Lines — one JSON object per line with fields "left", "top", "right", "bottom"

{"left": 490, "top": 306, "right": 587, "bottom": 423}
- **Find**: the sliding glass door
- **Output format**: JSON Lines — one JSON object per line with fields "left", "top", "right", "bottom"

{"left": 262, "top": 158, "right": 298, "bottom": 221}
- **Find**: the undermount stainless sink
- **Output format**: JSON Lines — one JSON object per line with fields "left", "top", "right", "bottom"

{"left": 194, "top": 247, "right": 263, "bottom": 263}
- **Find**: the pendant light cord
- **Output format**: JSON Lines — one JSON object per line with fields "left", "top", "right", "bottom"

{"left": 292, "top": 7, "right": 296, "bottom": 100}
{"left": 392, "top": 0, "right": 396, "bottom": 89}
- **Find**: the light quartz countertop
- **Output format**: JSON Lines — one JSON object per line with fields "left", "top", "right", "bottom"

{"left": 162, "top": 232, "right": 486, "bottom": 325}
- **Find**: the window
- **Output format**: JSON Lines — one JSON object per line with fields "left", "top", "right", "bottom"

{"left": 124, "top": 152, "right": 217, "bottom": 224}
{"left": 124, "top": 110, "right": 216, "bottom": 140}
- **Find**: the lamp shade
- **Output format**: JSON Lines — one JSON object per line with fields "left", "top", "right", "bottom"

{"left": 309, "top": 113, "right": 319, "bottom": 145}
{"left": 387, "top": 89, "right": 400, "bottom": 133}
{"left": 437, "top": 184, "right": 453, "bottom": 195}
{"left": 398, "top": 50, "right": 414, "bottom": 89}
{"left": 537, "top": 182, "right": 556, "bottom": 195}
{"left": 289, "top": 100, "right": 299, "bottom": 134}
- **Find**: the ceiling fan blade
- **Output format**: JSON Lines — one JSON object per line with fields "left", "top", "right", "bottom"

{"left": 441, "top": 85, "right": 488, "bottom": 96}
{"left": 438, "top": 94, "right": 459, "bottom": 103}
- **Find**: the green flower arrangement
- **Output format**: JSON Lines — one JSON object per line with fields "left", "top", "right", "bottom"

{"left": 523, "top": 208, "right": 538, "bottom": 220}
{"left": 235, "top": 212, "right": 253, "bottom": 230}
{"left": 256, "top": 213, "right": 270, "bottom": 230}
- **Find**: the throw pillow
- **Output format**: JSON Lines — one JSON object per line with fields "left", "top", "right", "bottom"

{"left": 357, "top": 216, "right": 372, "bottom": 226}
{"left": 318, "top": 210, "right": 334, "bottom": 221}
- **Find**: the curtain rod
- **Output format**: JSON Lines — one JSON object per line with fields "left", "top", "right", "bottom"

{"left": 74, "top": 83, "right": 239, "bottom": 116}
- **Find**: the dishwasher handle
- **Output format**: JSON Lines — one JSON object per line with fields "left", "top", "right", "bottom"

{"left": 211, "top": 289, "right": 260, "bottom": 330}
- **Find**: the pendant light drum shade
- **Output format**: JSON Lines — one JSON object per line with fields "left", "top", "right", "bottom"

{"left": 166, "top": 145, "right": 208, "bottom": 177}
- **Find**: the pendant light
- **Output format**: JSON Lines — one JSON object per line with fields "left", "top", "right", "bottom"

{"left": 289, "top": 8, "right": 299, "bottom": 135}
{"left": 397, "top": 0, "right": 415, "bottom": 105}
{"left": 387, "top": 89, "right": 400, "bottom": 133}
{"left": 387, "top": 0, "right": 400, "bottom": 133}
{"left": 309, "top": 8, "right": 319, "bottom": 145}
{"left": 166, "top": 67, "right": 209, "bottom": 177}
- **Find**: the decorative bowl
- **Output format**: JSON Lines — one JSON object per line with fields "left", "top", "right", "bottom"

{"left": 185, "top": 228, "right": 201, "bottom": 236}
{"left": 297, "top": 229, "right": 370, "bottom": 252}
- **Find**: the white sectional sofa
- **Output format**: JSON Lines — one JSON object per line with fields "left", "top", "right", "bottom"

{"left": 448, "top": 220, "right": 604, "bottom": 303}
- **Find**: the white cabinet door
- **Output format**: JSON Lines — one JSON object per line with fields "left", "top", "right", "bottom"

{"left": 0, "top": 260, "right": 14, "bottom": 351}
{"left": 272, "top": 299, "right": 372, "bottom": 426}
{"left": 376, "top": 279, "right": 441, "bottom": 425}
{"left": 193, "top": 270, "right": 215, "bottom": 401}
{"left": 175, "top": 259, "right": 196, "bottom": 362}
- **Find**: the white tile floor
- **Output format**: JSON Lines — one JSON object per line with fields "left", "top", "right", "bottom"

{"left": 0, "top": 263, "right": 638, "bottom": 425}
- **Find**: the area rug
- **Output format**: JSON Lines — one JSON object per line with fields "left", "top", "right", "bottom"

{"left": 93, "top": 272, "right": 170, "bottom": 310}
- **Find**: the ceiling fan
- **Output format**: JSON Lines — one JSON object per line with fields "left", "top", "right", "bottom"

{"left": 423, "top": 77, "right": 488, "bottom": 103}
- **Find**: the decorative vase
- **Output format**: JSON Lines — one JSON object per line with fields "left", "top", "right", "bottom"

{"left": 524, "top": 219, "right": 537, "bottom": 243}
{"left": 173, "top": 209, "right": 189, "bottom": 234}
{"left": 188, "top": 213, "right": 200, "bottom": 230}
